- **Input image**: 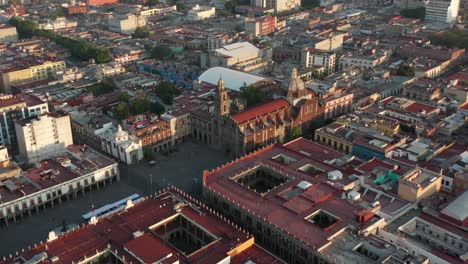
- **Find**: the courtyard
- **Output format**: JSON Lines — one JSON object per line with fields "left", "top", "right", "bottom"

{"left": 0, "top": 143, "right": 230, "bottom": 257}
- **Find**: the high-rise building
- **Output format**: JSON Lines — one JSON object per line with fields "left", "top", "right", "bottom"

{"left": 15, "top": 111, "right": 73, "bottom": 163}
{"left": 0, "top": 94, "right": 49, "bottom": 150}
{"left": 425, "top": 0, "right": 460, "bottom": 23}
{"left": 301, "top": 48, "right": 336, "bottom": 75}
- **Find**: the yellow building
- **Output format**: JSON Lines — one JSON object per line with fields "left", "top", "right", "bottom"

{"left": 314, "top": 122, "right": 354, "bottom": 154}
{"left": 0, "top": 60, "right": 66, "bottom": 92}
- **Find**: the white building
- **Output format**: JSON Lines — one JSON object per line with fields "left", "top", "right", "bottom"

{"left": 201, "top": 42, "right": 273, "bottom": 72}
{"left": 425, "top": 0, "right": 460, "bottom": 23}
{"left": 0, "top": 145, "right": 119, "bottom": 225}
{"left": 98, "top": 125, "right": 143, "bottom": 165}
{"left": 187, "top": 4, "right": 216, "bottom": 21}
{"left": 92, "top": 62, "right": 126, "bottom": 81}
{"left": 339, "top": 49, "right": 391, "bottom": 70}
{"left": 253, "top": 0, "right": 301, "bottom": 13}
{"left": 39, "top": 17, "right": 78, "bottom": 31}
{"left": 108, "top": 14, "right": 147, "bottom": 35}
{"left": 15, "top": 112, "right": 73, "bottom": 163}
{"left": 301, "top": 48, "right": 336, "bottom": 74}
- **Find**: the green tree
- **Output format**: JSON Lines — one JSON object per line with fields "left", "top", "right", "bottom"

{"left": 118, "top": 92, "right": 130, "bottom": 102}
{"left": 290, "top": 127, "right": 303, "bottom": 140}
{"left": 155, "top": 81, "right": 179, "bottom": 105}
{"left": 132, "top": 98, "right": 151, "bottom": 114}
{"left": 133, "top": 27, "right": 149, "bottom": 38}
{"left": 151, "top": 46, "right": 173, "bottom": 60}
{"left": 400, "top": 7, "right": 426, "bottom": 20}
{"left": 224, "top": 0, "right": 237, "bottom": 12}
{"left": 114, "top": 101, "right": 130, "bottom": 120}
{"left": 150, "top": 101, "right": 165, "bottom": 116}
{"left": 240, "top": 85, "right": 268, "bottom": 107}
{"left": 145, "top": 0, "right": 160, "bottom": 6}
{"left": 301, "top": 0, "right": 320, "bottom": 8}
{"left": 55, "top": 6, "right": 66, "bottom": 17}
{"left": 396, "top": 65, "right": 415, "bottom": 77}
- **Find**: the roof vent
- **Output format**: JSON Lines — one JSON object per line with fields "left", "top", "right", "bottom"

{"left": 328, "top": 170, "right": 343, "bottom": 181}
{"left": 297, "top": 181, "right": 313, "bottom": 190}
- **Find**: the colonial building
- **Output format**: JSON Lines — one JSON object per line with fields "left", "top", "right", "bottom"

{"left": 191, "top": 68, "right": 323, "bottom": 156}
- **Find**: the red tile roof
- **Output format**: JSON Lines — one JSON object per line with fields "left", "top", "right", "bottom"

{"left": 405, "top": 102, "right": 437, "bottom": 113}
{"left": 1, "top": 188, "right": 282, "bottom": 264}
{"left": 123, "top": 234, "right": 173, "bottom": 263}
{"left": 231, "top": 99, "right": 290, "bottom": 124}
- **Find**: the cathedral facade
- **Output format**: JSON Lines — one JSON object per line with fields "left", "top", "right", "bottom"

{"left": 191, "top": 69, "right": 323, "bottom": 156}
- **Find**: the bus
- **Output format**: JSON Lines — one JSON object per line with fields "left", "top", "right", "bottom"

{"left": 82, "top": 194, "right": 144, "bottom": 222}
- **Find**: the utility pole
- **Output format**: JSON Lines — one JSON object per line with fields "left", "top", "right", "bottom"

{"left": 149, "top": 173, "right": 153, "bottom": 195}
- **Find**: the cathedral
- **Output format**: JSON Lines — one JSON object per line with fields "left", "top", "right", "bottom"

{"left": 190, "top": 68, "right": 323, "bottom": 156}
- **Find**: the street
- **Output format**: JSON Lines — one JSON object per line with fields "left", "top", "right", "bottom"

{"left": 0, "top": 143, "right": 230, "bottom": 257}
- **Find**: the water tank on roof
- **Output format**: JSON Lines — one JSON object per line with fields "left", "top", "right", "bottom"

{"left": 348, "top": 190, "right": 361, "bottom": 201}
{"left": 328, "top": 170, "right": 343, "bottom": 181}
{"left": 296, "top": 181, "right": 313, "bottom": 190}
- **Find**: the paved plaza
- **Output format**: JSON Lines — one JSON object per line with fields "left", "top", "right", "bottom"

{"left": 0, "top": 143, "right": 230, "bottom": 257}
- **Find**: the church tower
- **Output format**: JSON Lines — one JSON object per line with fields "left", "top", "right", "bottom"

{"left": 214, "top": 78, "right": 230, "bottom": 117}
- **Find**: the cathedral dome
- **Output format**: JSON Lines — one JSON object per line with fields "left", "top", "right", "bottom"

{"left": 286, "top": 68, "right": 307, "bottom": 98}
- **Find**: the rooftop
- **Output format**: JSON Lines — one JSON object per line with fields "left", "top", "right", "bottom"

{"left": 1, "top": 188, "right": 284, "bottom": 264}
{"left": 0, "top": 145, "right": 115, "bottom": 205}
{"left": 204, "top": 139, "right": 383, "bottom": 250}
{"left": 198, "top": 67, "right": 274, "bottom": 91}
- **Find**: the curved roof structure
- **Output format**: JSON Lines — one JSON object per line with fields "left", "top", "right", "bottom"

{"left": 198, "top": 67, "right": 273, "bottom": 91}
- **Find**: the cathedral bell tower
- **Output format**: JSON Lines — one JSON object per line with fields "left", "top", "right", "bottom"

{"left": 214, "top": 78, "right": 230, "bottom": 117}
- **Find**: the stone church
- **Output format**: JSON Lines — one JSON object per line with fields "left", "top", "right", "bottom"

{"left": 191, "top": 68, "right": 323, "bottom": 156}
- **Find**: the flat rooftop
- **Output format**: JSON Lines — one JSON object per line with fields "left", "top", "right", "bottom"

{"left": 1, "top": 188, "right": 283, "bottom": 264}
{"left": 204, "top": 138, "right": 381, "bottom": 250}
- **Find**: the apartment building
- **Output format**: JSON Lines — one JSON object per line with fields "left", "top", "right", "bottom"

{"left": 187, "top": 4, "right": 216, "bottom": 21}
{"left": 301, "top": 48, "right": 336, "bottom": 74}
{"left": 252, "top": 0, "right": 301, "bottom": 13}
{"left": 108, "top": 14, "right": 147, "bottom": 35}
{"left": 0, "top": 94, "right": 48, "bottom": 149}
{"left": 15, "top": 112, "right": 73, "bottom": 163}
{"left": 245, "top": 15, "right": 278, "bottom": 37}
{"left": 0, "top": 60, "right": 66, "bottom": 92}
{"left": 425, "top": 0, "right": 460, "bottom": 23}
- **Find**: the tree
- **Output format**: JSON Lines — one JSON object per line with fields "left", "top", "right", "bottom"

{"left": 290, "top": 127, "right": 303, "bottom": 140}
{"left": 145, "top": 0, "right": 160, "bottom": 6}
{"left": 133, "top": 27, "right": 149, "bottom": 39}
{"left": 55, "top": 6, "right": 66, "bottom": 17}
{"left": 132, "top": 98, "right": 151, "bottom": 114}
{"left": 400, "top": 7, "right": 425, "bottom": 20}
{"left": 224, "top": 0, "right": 237, "bottom": 12}
{"left": 429, "top": 30, "right": 468, "bottom": 49}
{"left": 155, "top": 81, "right": 179, "bottom": 105}
{"left": 234, "top": 24, "right": 243, "bottom": 33}
{"left": 240, "top": 85, "right": 268, "bottom": 107}
{"left": 118, "top": 92, "right": 130, "bottom": 103}
{"left": 151, "top": 46, "right": 173, "bottom": 60}
{"left": 396, "top": 65, "right": 415, "bottom": 77}
{"left": 114, "top": 101, "right": 130, "bottom": 120}
{"left": 150, "top": 101, "right": 165, "bottom": 116}
{"left": 143, "top": 146, "right": 155, "bottom": 160}
{"left": 302, "top": 0, "right": 320, "bottom": 8}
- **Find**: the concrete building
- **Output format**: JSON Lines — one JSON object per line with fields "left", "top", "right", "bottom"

{"left": 203, "top": 138, "right": 393, "bottom": 264}
{"left": 0, "top": 60, "right": 66, "bottom": 93}
{"left": 123, "top": 114, "right": 172, "bottom": 152}
{"left": 1, "top": 187, "right": 283, "bottom": 264}
{"left": 92, "top": 62, "right": 126, "bottom": 81}
{"left": 0, "top": 94, "right": 49, "bottom": 150}
{"left": 245, "top": 15, "right": 278, "bottom": 37}
{"left": 398, "top": 168, "right": 442, "bottom": 202}
{"left": 0, "top": 25, "right": 18, "bottom": 44}
{"left": 301, "top": 48, "right": 336, "bottom": 75}
{"left": 0, "top": 145, "right": 119, "bottom": 225}
{"left": 15, "top": 112, "right": 73, "bottom": 163}
{"left": 201, "top": 42, "right": 273, "bottom": 72}
{"left": 192, "top": 69, "right": 322, "bottom": 156}
{"left": 187, "top": 4, "right": 216, "bottom": 21}
{"left": 252, "top": 0, "right": 301, "bottom": 13}
{"left": 425, "top": 0, "right": 460, "bottom": 23}
{"left": 108, "top": 14, "right": 146, "bottom": 35}
{"left": 339, "top": 49, "right": 390, "bottom": 70}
